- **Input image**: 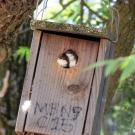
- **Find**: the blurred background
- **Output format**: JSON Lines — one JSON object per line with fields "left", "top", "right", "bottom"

{"left": 0, "top": 0, "right": 135, "bottom": 135}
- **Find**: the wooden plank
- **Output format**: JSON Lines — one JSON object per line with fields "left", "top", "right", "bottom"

{"left": 15, "top": 30, "right": 42, "bottom": 132}
{"left": 83, "top": 39, "right": 111, "bottom": 135}
{"left": 25, "top": 33, "right": 99, "bottom": 135}
{"left": 91, "top": 41, "right": 113, "bottom": 135}
{"left": 31, "top": 20, "right": 108, "bottom": 39}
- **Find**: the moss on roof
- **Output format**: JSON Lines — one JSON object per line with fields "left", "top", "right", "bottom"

{"left": 31, "top": 20, "right": 109, "bottom": 39}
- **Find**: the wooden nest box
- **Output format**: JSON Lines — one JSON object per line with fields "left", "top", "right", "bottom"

{"left": 15, "top": 20, "right": 112, "bottom": 135}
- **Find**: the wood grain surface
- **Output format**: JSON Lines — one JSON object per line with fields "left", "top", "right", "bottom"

{"left": 83, "top": 39, "right": 111, "bottom": 135}
{"left": 15, "top": 30, "right": 42, "bottom": 132}
{"left": 24, "top": 33, "right": 99, "bottom": 135}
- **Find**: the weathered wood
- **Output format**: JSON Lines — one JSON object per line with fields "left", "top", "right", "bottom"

{"left": 15, "top": 30, "right": 42, "bottom": 132}
{"left": 91, "top": 41, "right": 113, "bottom": 135}
{"left": 24, "top": 33, "right": 100, "bottom": 135}
{"left": 31, "top": 20, "right": 108, "bottom": 39}
{"left": 83, "top": 39, "right": 111, "bottom": 135}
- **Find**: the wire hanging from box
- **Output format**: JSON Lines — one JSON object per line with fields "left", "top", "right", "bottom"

{"left": 35, "top": 0, "right": 48, "bottom": 20}
{"left": 110, "top": 7, "right": 120, "bottom": 43}
{"left": 34, "top": 0, "right": 119, "bottom": 43}
{"left": 108, "top": 0, "right": 120, "bottom": 43}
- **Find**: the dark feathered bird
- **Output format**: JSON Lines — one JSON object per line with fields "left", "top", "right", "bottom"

{"left": 57, "top": 49, "right": 78, "bottom": 68}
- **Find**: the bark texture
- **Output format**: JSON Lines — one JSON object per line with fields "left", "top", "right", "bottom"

{"left": 0, "top": 1, "right": 36, "bottom": 134}
{"left": 0, "top": 0, "right": 37, "bottom": 62}
{"left": 0, "top": 22, "right": 32, "bottom": 135}
{"left": 106, "top": 0, "right": 135, "bottom": 108}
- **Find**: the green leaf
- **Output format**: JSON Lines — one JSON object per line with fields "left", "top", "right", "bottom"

{"left": 120, "top": 55, "right": 135, "bottom": 82}
{"left": 15, "top": 46, "right": 30, "bottom": 62}
{"left": 120, "top": 56, "right": 130, "bottom": 70}
{"left": 84, "top": 58, "right": 122, "bottom": 77}
{"left": 83, "top": 60, "right": 108, "bottom": 72}
{"left": 105, "top": 59, "right": 122, "bottom": 76}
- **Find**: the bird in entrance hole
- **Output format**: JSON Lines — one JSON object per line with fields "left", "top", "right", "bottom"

{"left": 57, "top": 49, "right": 78, "bottom": 68}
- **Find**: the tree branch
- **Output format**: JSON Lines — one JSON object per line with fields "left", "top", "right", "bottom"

{"left": 80, "top": 0, "right": 84, "bottom": 24}
{"left": 0, "top": 70, "right": 10, "bottom": 98}
{"left": 49, "top": 0, "right": 76, "bottom": 20}
{"left": 84, "top": 2, "right": 108, "bottom": 22}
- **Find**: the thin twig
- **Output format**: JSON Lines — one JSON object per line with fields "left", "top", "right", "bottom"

{"left": 84, "top": 2, "right": 108, "bottom": 22}
{"left": 60, "top": 0, "right": 64, "bottom": 7}
{"left": 49, "top": 0, "right": 75, "bottom": 20}
{"left": 80, "top": 0, "right": 84, "bottom": 24}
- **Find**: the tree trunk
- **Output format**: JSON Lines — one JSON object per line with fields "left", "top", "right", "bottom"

{"left": 106, "top": 0, "right": 135, "bottom": 108}
{"left": 0, "top": 1, "right": 36, "bottom": 134}
{"left": 0, "top": 21, "right": 32, "bottom": 135}
{"left": 0, "top": 0, "right": 37, "bottom": 62}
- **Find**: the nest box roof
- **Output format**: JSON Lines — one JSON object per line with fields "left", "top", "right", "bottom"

{"left": 31, "top": 20, "right": 108, "bottom": 39}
